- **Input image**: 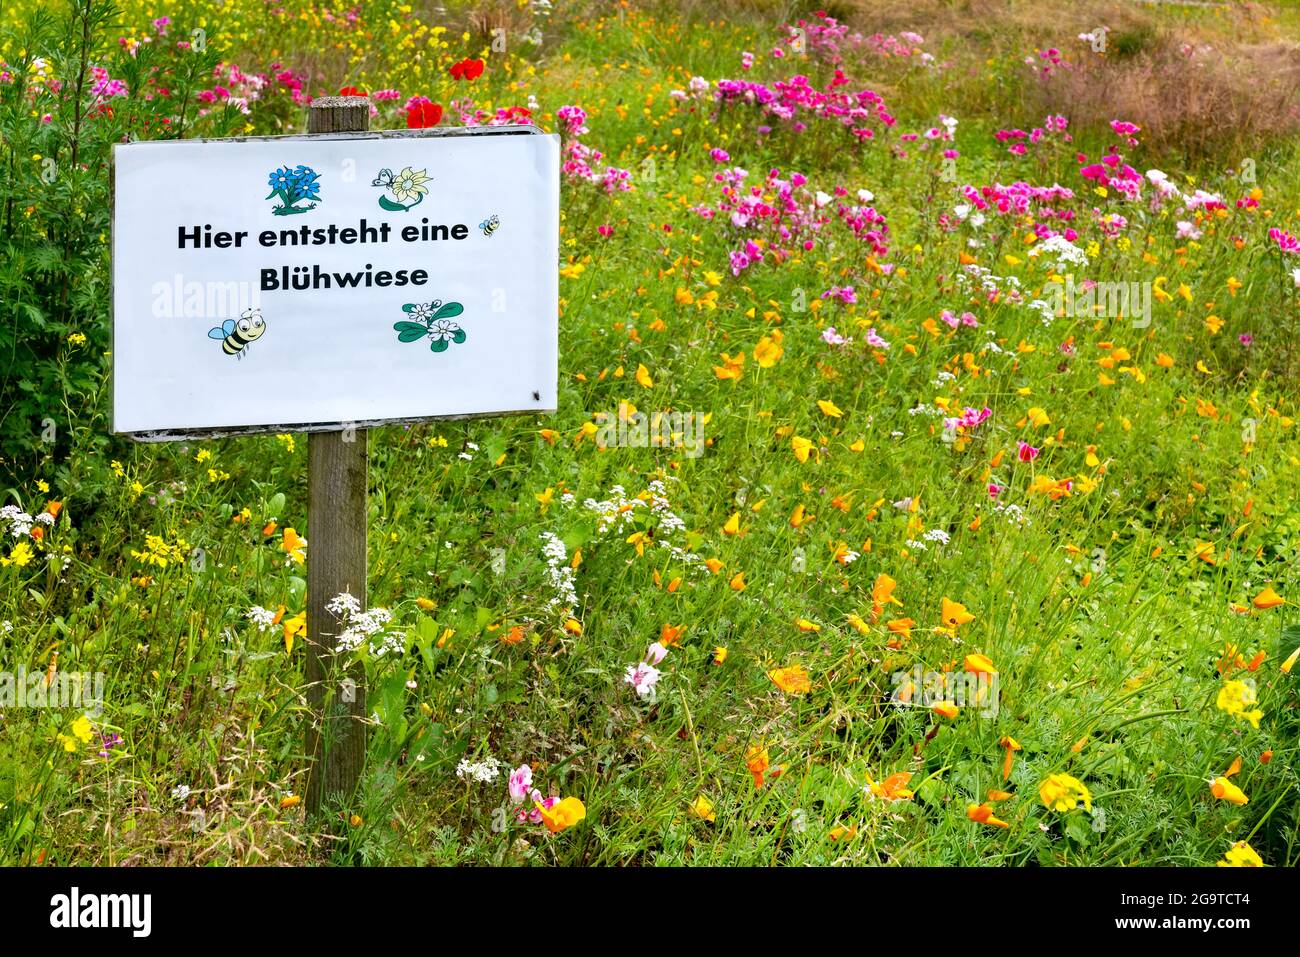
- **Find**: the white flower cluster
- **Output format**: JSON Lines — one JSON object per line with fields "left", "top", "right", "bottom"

{"left": 0, "top": 505, "right": 34, "bottom": 538}
{"left": 328, "top": 592, "right": 398, "bottom": 656}
{"left": 1027, "top": 234, "right": 1089, "bottom": 269}
{"left": 539, "top": 531, "right": 578, "bottom": 610}
{"left": 245, "top": 605, "right": 277, "bottom": 632}
{"left": 455, "top": 755, "right": 503, "bottom": 783}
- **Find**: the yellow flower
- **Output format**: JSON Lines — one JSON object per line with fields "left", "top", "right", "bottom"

{"left": 70, "top": 714, "right": 94, "bottom": 744}
{"left": 1, "top": 540, "right": 34, "bottom": 568}
{"left": 941, "top": 597, "right": 975, "bottom": 631}
{"left": 1217, "top": 840, "right": 1263, "bottom": 867}
{"left": 282, "top": 527, "right": 307, "bottom": 565}
{"left": 768, "top": 664, "right": 811, "bottom": 694}
{"left": 1216, "top": 679, "right": 1262, "bottom": 729}
{"left": 964, "top": 653, "right": 997, "bottom": 674}
{"left": 1209, "top": 776, "right": 1248, "bottom": 806}
{"left": 753, "top": 330, "right": 784, "bottom": 368}
{"left": 690, "top": 795, "right": 716, "bottom": 822}
{"left": 932, "top": 701, "right": 960, "bottom": 719}
{"left": 867, "top": 771, "right": 914, "bottom": 801}
{"left": 538, "top": 796, "right": 586, "bottom": 832}
{"left": 1038, "top": 773, "right": 1092, "bottom": 812}
{"left": 967, "top": 802, "right": 1009, "bottom": 828}
{"left": 1252, "top": 586, "right": 1285, "bottom": 610}
{"left": 635, "top": 363, "right": 653, "bottom": 389}
{"left": 1026, "top": 406, "right": 1051, "bottom": 428}
{"left": 791, "top": 435, "right": 815, "bottom": 463}
{"left": 279, "top": 610, "right": 306, "bottom": 653}
{"left": 722, "top": 512, "right": 741, "bottom": 536}
{"left": 712, "top": 646, "right": 728, "bottom": 665}
{"left": 817, "top": 399, "right": 843, "bottom": 418}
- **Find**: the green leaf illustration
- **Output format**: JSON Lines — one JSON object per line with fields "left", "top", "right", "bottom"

{"left": 402, "top": 303, "right": 417, "bottom": 312}
{"left": 394, "top": 321, "right": 428, "bottom": 342}
{"left": 378, "top": 195, "right": 408, "bottom": 211}
{"left": 452, "top": 328, "right": 467, "bottom": 344}
{"left": 430, "top": 338, "right": 450, "bottom": 352}
{"left": 431, "top": 301, "right": 464, "bottom": 321}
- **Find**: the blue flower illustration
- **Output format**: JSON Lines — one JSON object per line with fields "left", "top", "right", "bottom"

{"left": 265, "top": 164, "right": 322, "bottom": 215}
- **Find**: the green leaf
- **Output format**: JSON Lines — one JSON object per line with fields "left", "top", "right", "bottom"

{"left": 378, "top": 195, "right": 408, "bottom": 211}
{"left": 431, "top": 301, "right": 464, "bottom": 321}
{"left": 430, "top": 338, "right": 449, "bottom": 352}
{"left": 451, "top": 328, "right": 467, "bottom": 344}
{"left": 394, "top": 321, "right": 428, "bottom": 342}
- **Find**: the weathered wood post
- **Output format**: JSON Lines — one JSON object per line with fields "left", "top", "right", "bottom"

{"left": 304, "top": 96, "right": 370, "bottom": 818}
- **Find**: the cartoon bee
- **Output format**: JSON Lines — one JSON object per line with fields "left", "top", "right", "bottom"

{"left": 208, "top": 308, "right": 266, "bottom": 359}
{"left": 479, "top": 214, "right": 500, "bottom": 238}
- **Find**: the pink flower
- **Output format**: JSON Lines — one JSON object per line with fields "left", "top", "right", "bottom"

{"left": 1017, "top": 441, "right": 1040, "bottom": 462}
{"left": 508, "top": 764, "right": 533, "bottom": 803}
{"left": 646, "top": 641, "right": 668, "bottom": 665}
{"left": 597, "top": 223, "right": 614, "bottom": 238}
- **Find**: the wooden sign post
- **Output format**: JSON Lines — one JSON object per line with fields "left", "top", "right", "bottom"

{"left": 303, "top": 98, "right": 370, "bottom": 817}
{"left": 111, "top": 96, "right": 560, "bottom": 824}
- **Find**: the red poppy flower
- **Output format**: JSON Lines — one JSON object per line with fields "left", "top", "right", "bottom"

{"left": 449, "top": 58, "right": 485, "bottom": 81}
{"left": 338, "top": 85, "right": 368, "bottom": 97}
{"left": 406, "top": 101, "right": 443, "bottom": 128}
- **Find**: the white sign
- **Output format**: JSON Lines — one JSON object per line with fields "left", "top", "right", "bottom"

{"left": 112, "top": 127, "right": 559, "bottom": 437}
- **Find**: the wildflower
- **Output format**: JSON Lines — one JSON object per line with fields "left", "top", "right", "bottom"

{"left": 407, "top": 99, "right": 443, "bottom": 128}
{"left": 1000, "top": 736, "right": 1023, "bottom": 780}
{"left": 746, "top": 746, "right": 770, "bottom": 788}
{"left": 866, "top": 771, "right": 914, "bottom": 801}
{"left": 282, "top": 527, "right": 307, "bottom": 565}
{"left": 967, "top": 803, "right": 1009, "bottom": 828}
{"left": 624, "top": 662, "right": 661, "bottom": 698}
{"left": 1252, "top": 587, "right": 1285, "bottom": 610}
{"left": 768, "top": 664, "right": 811, "bottom": 695}
{"left": 690, "top": 795, "right": 716, "bottom": 822}
{"left": 791, "top": 435, "right": 815, "bottom": 463}
{"left": 940, "top": 597, "right": 974, "bottom": 631}
{"left": 1209, "top": 776, "right": 1248, "bottom": 806}
{"left": 1038, "top": 773, "right": 1091, "bottom": 812}
{"left": 1218, "top": 841, "right": 1263, "bottom": 867}
{"left": 753, "top": 331, "right": 784, "bottom": 367}
{"left": 712, "top": 646, "right": 728, "bottom": 665}
{"left": 1216, "top": 679, "right": 1262, "bottom": 729}
{"left": 964, "top": 653, "right": 997, "bottom": 674}
{"left": 508, "top": 764, "right": 533, "bottom": 803}
{"left": 932, "top": 701, "right": 960, "bottom": 719}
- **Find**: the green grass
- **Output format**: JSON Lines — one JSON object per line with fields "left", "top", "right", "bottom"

{"left": 1, "top": 0, "right": 1299, "bottom": 867}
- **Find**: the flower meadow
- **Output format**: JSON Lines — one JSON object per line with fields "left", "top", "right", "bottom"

{"left": 1, "top": 0, "right": 1300, "bottom": 867}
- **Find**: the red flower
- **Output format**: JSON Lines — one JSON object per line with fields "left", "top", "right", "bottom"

{"left": 338, "top": 85, "right": 368, "bottom": 97}
{"left": 406, "top": 101, "right": 443, "bottom": 128}
{"left": 449, "top": 58, "right": 485, "bottom": 81}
